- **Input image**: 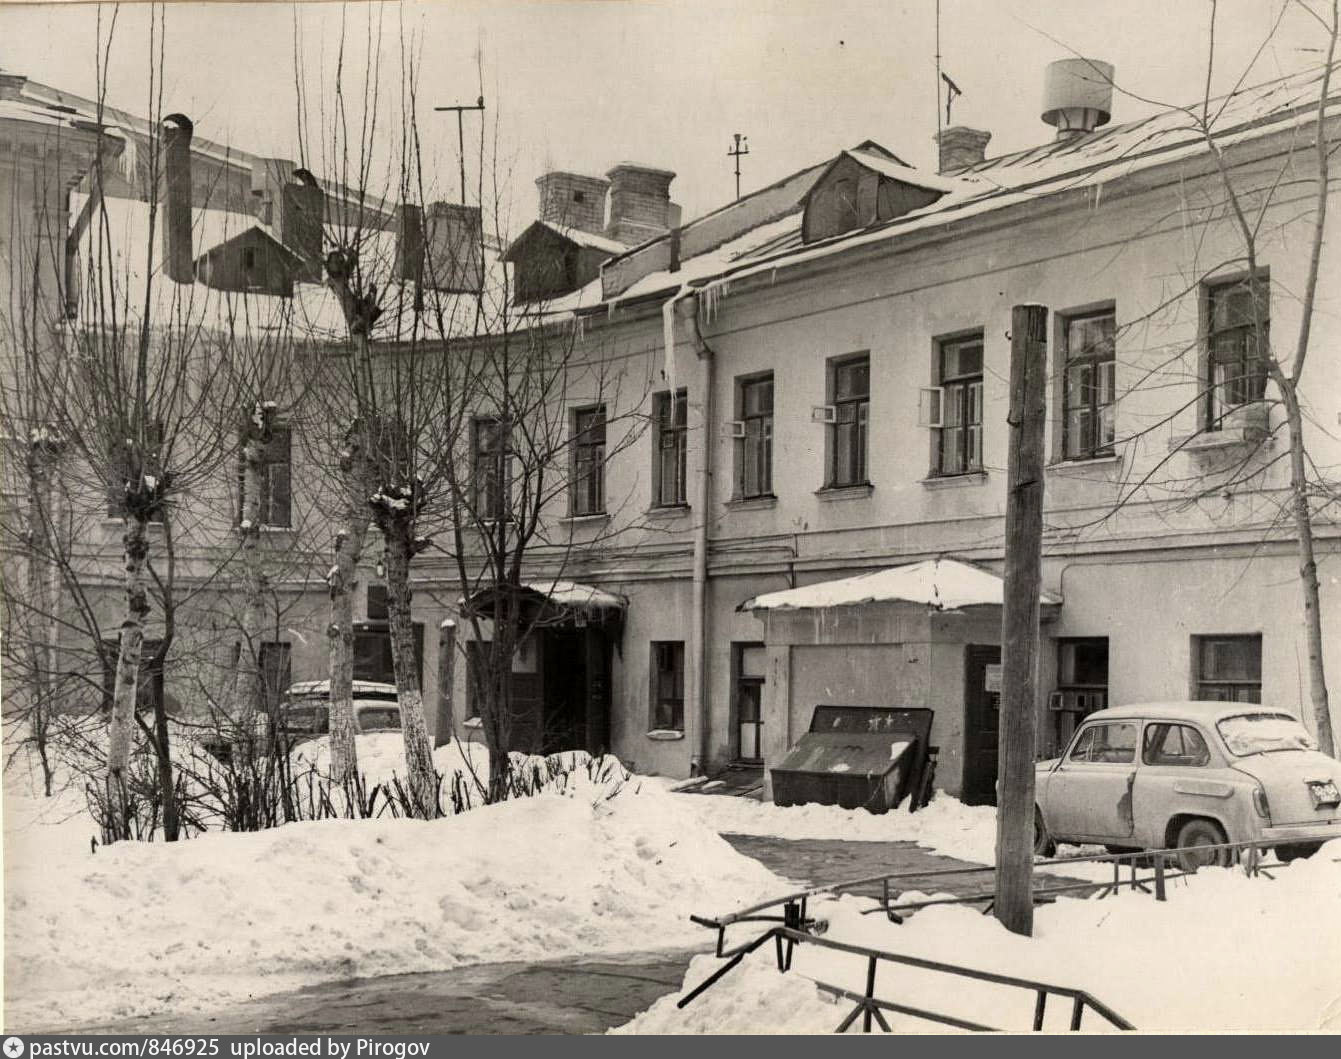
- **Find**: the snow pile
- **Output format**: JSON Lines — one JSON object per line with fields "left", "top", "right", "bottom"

{"left": 3, "top": 761, "right": 784, "bottom": 1030}
{"left": 618, "top": 843, "right": 1341, "bottom": 1033}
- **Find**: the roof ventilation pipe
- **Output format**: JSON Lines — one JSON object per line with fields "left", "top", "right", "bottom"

{"left": 161, "top": 113, "right": 194, "bottom": 283}
{"left": 1041, "top": 58, "right": 1114, "bottom": 139}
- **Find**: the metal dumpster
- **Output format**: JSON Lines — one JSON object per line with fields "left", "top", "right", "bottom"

{"left": 771, "top": 705, "right": 936, "bottom": 813}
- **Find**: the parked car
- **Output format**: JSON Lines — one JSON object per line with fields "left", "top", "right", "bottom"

{"left": 1033, "top": 701, "right": 1341, "bottom": 869}
{"left": 276, "top": 680, "right": 402, "bottom": 744}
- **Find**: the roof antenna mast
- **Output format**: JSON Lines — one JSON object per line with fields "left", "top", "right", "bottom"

{"left": 935, "top": 0, "right": 942, "bottom": 143}
{"left": 728, "top": 132, "right": 750, "bottom": 201}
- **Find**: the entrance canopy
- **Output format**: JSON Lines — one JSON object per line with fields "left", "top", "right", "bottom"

{"left": 463, "top": 579, "right": 627, "bottom": 627}
{"left": 738, "top": 558, "right": 1061, "bottom": 613}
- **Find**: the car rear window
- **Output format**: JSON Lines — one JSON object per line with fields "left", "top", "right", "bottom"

{"left": 282, "top": 705, "right": 329, "bottom": 734}
{"left": 356, "top": 706, "right": 402, "bottom": 731}
{"left": 1068, "top": 722, "right": 1137, "bottom": 764}
{"left": 1142, "top": 723, "right": 1210, "bottom": 767}
{"left": 1216, "top": 713, "right": 1316, "bottom": 756}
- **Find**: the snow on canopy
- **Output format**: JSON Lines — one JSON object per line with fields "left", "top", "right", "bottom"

{"left": 738, "top": 557, "right": 1062, "bottom": 612}
{"left": 526, "top": 579, "right": 628, "bottom": 610}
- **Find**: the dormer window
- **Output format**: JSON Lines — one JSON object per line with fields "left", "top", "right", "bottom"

{"left": 801, "top": 143, "right": 957, "bottom": 244}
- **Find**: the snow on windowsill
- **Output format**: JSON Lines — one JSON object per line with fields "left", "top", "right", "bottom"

{"left": 558, "top": 512, "right": 610, "bottom": 526}
{"left": 646, "top": 729, "right": 685, "bottom": 741}
{"left": 1047, "top": 453, "right": 1122, "bottom": 472}
{"left": 815, "top": 482, "right": 874, "bottom": 502}
{"left": 920, "top": 471, "right": 988, "bottom": 489}
{"left": 724, "top": 494, "right": 778, "bottom": 511}
{"left": 462, "top": 716, "right": 483, "bottom": 729}
{"left": 644, "top": 504, "right": 692, "bottom": 519}
{"left": 1170, "top": 427, "right": 1267, "bottom": 453}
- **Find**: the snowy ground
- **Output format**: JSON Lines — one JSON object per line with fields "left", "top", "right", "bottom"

{"left": 3, "top": 735, "right": 783, "bottom": 1030}
{"left": 616, "top": 843, "right": 1341, "bottom": 1033}
{"left": 7, "top": 730, "right": 1337, "bottom": 1033}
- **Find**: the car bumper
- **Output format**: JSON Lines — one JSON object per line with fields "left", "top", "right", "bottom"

{"left": 1258, "top": 821, "right": 1341, "bottom": 844}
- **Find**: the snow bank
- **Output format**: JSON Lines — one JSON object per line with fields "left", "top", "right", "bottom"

{"left": 618, "top": 843, "right": 1341, "bottom": 1033}
{"left": 3, "top": 763, "right": 784, "bottom": 1030}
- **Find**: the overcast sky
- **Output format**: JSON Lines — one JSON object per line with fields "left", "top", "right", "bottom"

{"left": 1, "top": 1, "right": 1331, "bottom": 228}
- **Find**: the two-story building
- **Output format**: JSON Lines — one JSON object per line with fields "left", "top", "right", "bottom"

{"left": 5, "top": 59, "right": 1339, "bottom": 806}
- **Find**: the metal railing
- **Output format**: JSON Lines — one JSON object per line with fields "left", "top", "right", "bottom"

{"left": 680, "top": 836, "right": 1335, "bottom": 1031}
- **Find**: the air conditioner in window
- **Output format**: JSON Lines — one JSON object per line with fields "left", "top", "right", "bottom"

{"left": 811, "top": 404, "right": 836, "bottom": 424}
{"left": 918, "top": 386, "right": 944, "bottom": 428}
{"left": 721, "top": 420, "right": 747, "bottom": 439}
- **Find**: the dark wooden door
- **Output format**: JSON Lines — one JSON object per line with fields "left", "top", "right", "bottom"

{"left": 962, "top": 644, "right": 1002, "bottom": 806}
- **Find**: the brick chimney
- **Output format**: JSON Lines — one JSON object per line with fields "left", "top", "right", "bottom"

{"left": 605, "top": 163, "right": 676, "bottom": 246}
{"left": 536, "top": 171, "right": 610, "bottom": 235}
{"left": 935, "top": 126, "right": 992, "bottom": 173}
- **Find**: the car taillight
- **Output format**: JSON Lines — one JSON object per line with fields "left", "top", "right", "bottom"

{"left": 1252, "top": 785, "right": 1271, "bottom": 819}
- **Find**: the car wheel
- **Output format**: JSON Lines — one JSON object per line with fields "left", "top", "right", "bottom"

{"left": 1275, "top": 842, "right": 1322, "bottom": 864}
{"left": 1034, "top": 807, "right": 1056, "bottom": 859}
{"left": 1175, "top": 818, "right": 1230, "bottom": 872}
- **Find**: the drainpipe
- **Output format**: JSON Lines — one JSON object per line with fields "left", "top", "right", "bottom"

{"left": 678, "top": 293, "right": 715, "bottom": 775}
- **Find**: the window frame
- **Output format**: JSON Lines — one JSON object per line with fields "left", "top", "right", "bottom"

{"left": 650, "top": 640, "right": 685, "bottom": 732}
{"left": 1060, "top": 308, "right": 1116, "bottom": 461}
{"left": 471, "top": 415, "right": 512, "bottom": 522}
{"left": 239, "top": 423, "right": 293, "bottom": 529}
{"left": 1067, "top": 721, "right": 1138, "bottom": 765}
{"left": 1204, "top": 273, "right": 1269, "bottom": 430}
{"left": 731, "top": 641, "right": 766, "bottom": 763}
{"left": 734, "top": 372, "right": 774, "bottom": 500}
{"left": 652, "top": 390, "right": 688, "bottom": 508}
{"left": 932, "top": 332, "right": 984, "bottom": 476}
{"left": 570, "top": 404, "right": 607, "bottom": 517}
{"left": 1141, "top": 722, "right": 1211, "bottom": 768}
{"left": 826, "top": 353, "right": 870, "bottom": 488}
{"left": 1194, "top": 634, "right": 1262, "bottom": 703}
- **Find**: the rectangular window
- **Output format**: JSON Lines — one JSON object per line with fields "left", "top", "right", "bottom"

{"left": 366, "top": 584, "right": 389, "bottom": 621}
{"left": 571, "top": 405, "right": 607, "bottom": 516}
{"left": 259, "top": 641, "right": 291, "bottom": 713}
{"left": 732, "top": 642, "right": 766, "bottom": 762}
{"left": 1206, "top": 276, "right": 1268, "bottom": 428}
{"left": 934, "top": 335, "right": 983, "bottom": 475}
{"left": 650, "top": 641, "right": 685, "bottom": 731}
{"left": 471, "top": 416, "right": 511, "bottom": 521}
{"left": 653, "top": 390, "right": 688, "bottom": 507}
{"left": 1068, "top": 722, "right": 1137, "bottom": 764}
{"left": 466, "top": 641, "right": 488, "bottom": 720}
{"left": 1062, "top": 310, "right": 1116, "bottom": 460}
{"left": 1196, "top": 634, "right": 1262, "bottom": 703}
{"left": 101, "top": 637, "right": 165, "bottom": 713}
{"left": 239, "top": 424, "right": 292, "bottom": 528}
{"left": 828, "top": 355, "right": 869, "bottom": 487}
{"left": 107, "top": 419, "right": 165, "bottom": 521}
{"left": 735, "top": 374, "right": 774, "bottom": 499}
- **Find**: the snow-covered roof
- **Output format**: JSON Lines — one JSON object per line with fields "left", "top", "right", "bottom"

{"left": 68, "top": 193, "right": 507, "bottom": 344}
{"left": 738, "top": 558, "right": 1062, "bottom": 612}
{"left": 534, "top": 221, "right": 629, "bottom": 256}
{"left": 843, "top": 147, "right": 966, "bottom": 194}
{"left": 523, "top": 579, "right": 627, "bottom": 611}
{"left": 592, "top": 64, "right": 1340, "bottom": 312}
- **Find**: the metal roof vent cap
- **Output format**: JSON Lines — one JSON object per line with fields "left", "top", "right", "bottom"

{"left": 1041, "top": 58, "right": 1114, "bottom": 139}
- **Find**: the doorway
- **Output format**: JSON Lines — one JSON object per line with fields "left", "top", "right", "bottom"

{"left": 962, "top": 644, "right": 1002, "bottom": 806}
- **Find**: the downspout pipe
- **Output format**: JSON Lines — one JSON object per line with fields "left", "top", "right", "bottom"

{"left": 678, "top": 293, "right": 715, "bottom": 775}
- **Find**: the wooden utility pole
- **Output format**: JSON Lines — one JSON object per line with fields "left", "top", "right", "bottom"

{"left": 995, "top": 302, "right": 1048, "bottom": 937}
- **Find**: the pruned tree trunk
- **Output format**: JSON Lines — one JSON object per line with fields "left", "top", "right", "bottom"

{"left": 379, "top": 513, "right": 437, "bottom": 817}
{"left": 1280, "top": 384, "right": 1334, "bottom": 756}
{"left": 106, "top": 514, "right": 150, "bottom": 842}
{"left": 234, "top": 416, "right": 268, "bottom": 755}
{"left": 326, "top": 462, "right": 369, "bottom": 785}
{"left": 24, "top": 435, "right": 61, "bottom": 797}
